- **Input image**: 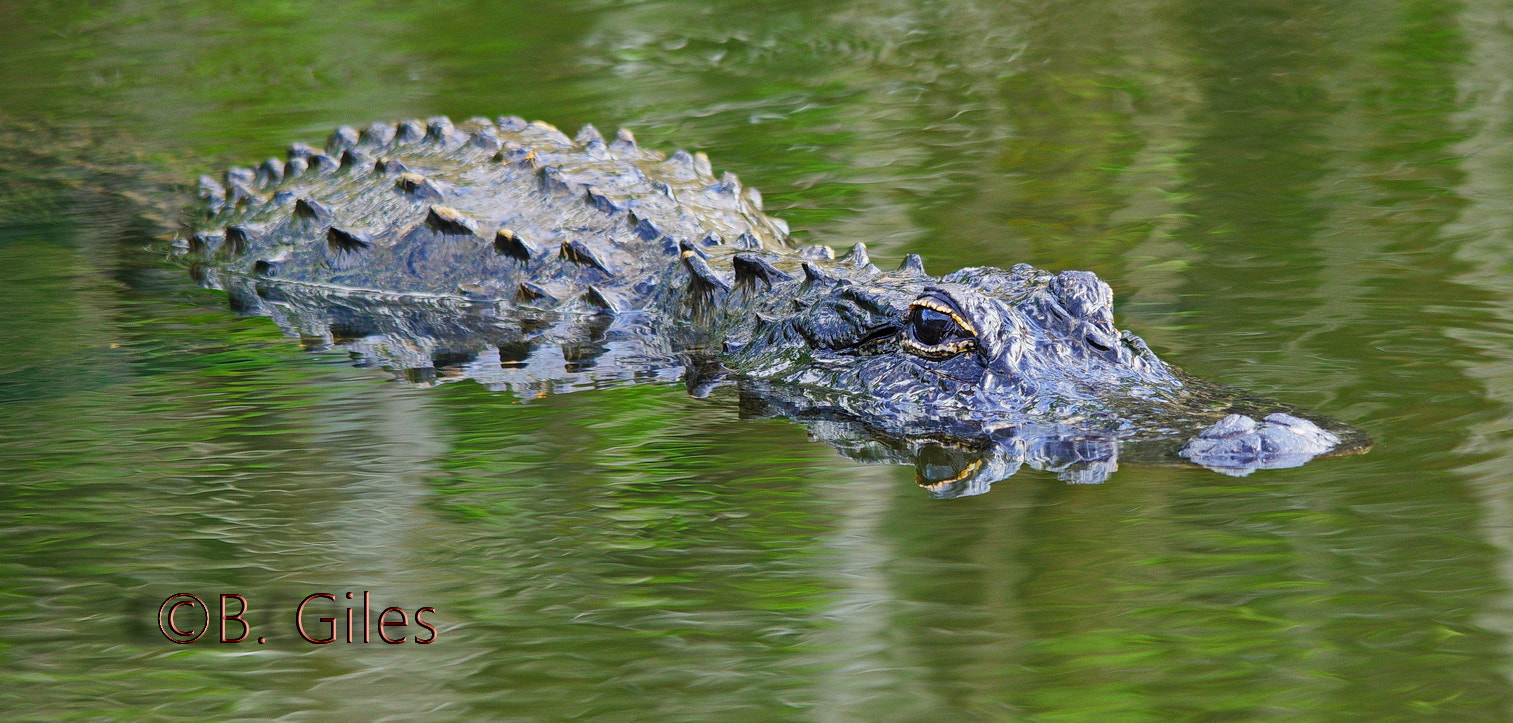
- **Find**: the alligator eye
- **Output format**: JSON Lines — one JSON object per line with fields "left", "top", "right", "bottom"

{"left": 1085, "top": 335, "right": 1112, "bottom": 353}
{"left": 912, "top": 307, "right": 957, "bottom": 346}
{"left": 902, "top": 297, "right": 977, "bottom": 358}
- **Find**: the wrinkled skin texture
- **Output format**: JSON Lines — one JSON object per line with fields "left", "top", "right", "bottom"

{"left": 183, "top": 116, "right": 1370, "bottom": 496}
{"left": 729, "top": 266, "right": 1178, "bottom": 426}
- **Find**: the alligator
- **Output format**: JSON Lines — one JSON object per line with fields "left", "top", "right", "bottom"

{"left": 180, "top": 115, "right": 1370, "bottom": 497}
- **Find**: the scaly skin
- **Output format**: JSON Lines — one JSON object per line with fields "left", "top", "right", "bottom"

{"left": 183, "top": 115, "right": 1369, "bottom": 496}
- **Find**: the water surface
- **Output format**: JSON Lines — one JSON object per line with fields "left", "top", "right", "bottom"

{"left": 2, "top": 0, "right": 1513, "bottom": 718}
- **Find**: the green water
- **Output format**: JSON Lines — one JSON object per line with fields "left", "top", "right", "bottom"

{"left": 2, "top": 0, "right": 1512, "bottom": 718}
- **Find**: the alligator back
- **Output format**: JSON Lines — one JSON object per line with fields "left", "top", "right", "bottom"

{"left": 191, "top": 116, "right": 790, "bottom": 311}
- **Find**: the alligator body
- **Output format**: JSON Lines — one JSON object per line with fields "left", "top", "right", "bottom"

{"left": 183, "top": 115, "right": 1369, "bottom": 496}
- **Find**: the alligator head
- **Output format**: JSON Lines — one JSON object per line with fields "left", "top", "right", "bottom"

{"left": 720, "top": 260, "right": 1365, "bottom": 493}
{"left": 729, "top": 264, "right": 1176, "bottom": 421}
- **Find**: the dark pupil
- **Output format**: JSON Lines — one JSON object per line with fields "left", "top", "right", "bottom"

{"left": 911, "top": 307, "right": 959, "bottom": 346}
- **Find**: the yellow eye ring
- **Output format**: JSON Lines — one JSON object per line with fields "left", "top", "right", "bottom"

{"left": 908, "top": 298, "right": 977, "bottom": 337}
{"left": 900, "top": 336, "right": 976, "bottom": 358}
{"left": 902, "top": 297, "right": 978, "bottom": 358}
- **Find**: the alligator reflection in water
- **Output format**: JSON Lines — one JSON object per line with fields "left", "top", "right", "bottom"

{"left": 738, "top": 378, "right": 1363, "bottom": 497}
{"left": 738, "top": 380, "right": 1124, "bottom": 497}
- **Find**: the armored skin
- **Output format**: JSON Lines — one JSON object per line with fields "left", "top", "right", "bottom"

{"left": 184, "top": 115, "right": 1368, "bottom": 496}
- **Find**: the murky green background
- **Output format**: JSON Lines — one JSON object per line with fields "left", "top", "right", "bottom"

{"left": 2, "top": 0, "right": 1512, "bottom": 718}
